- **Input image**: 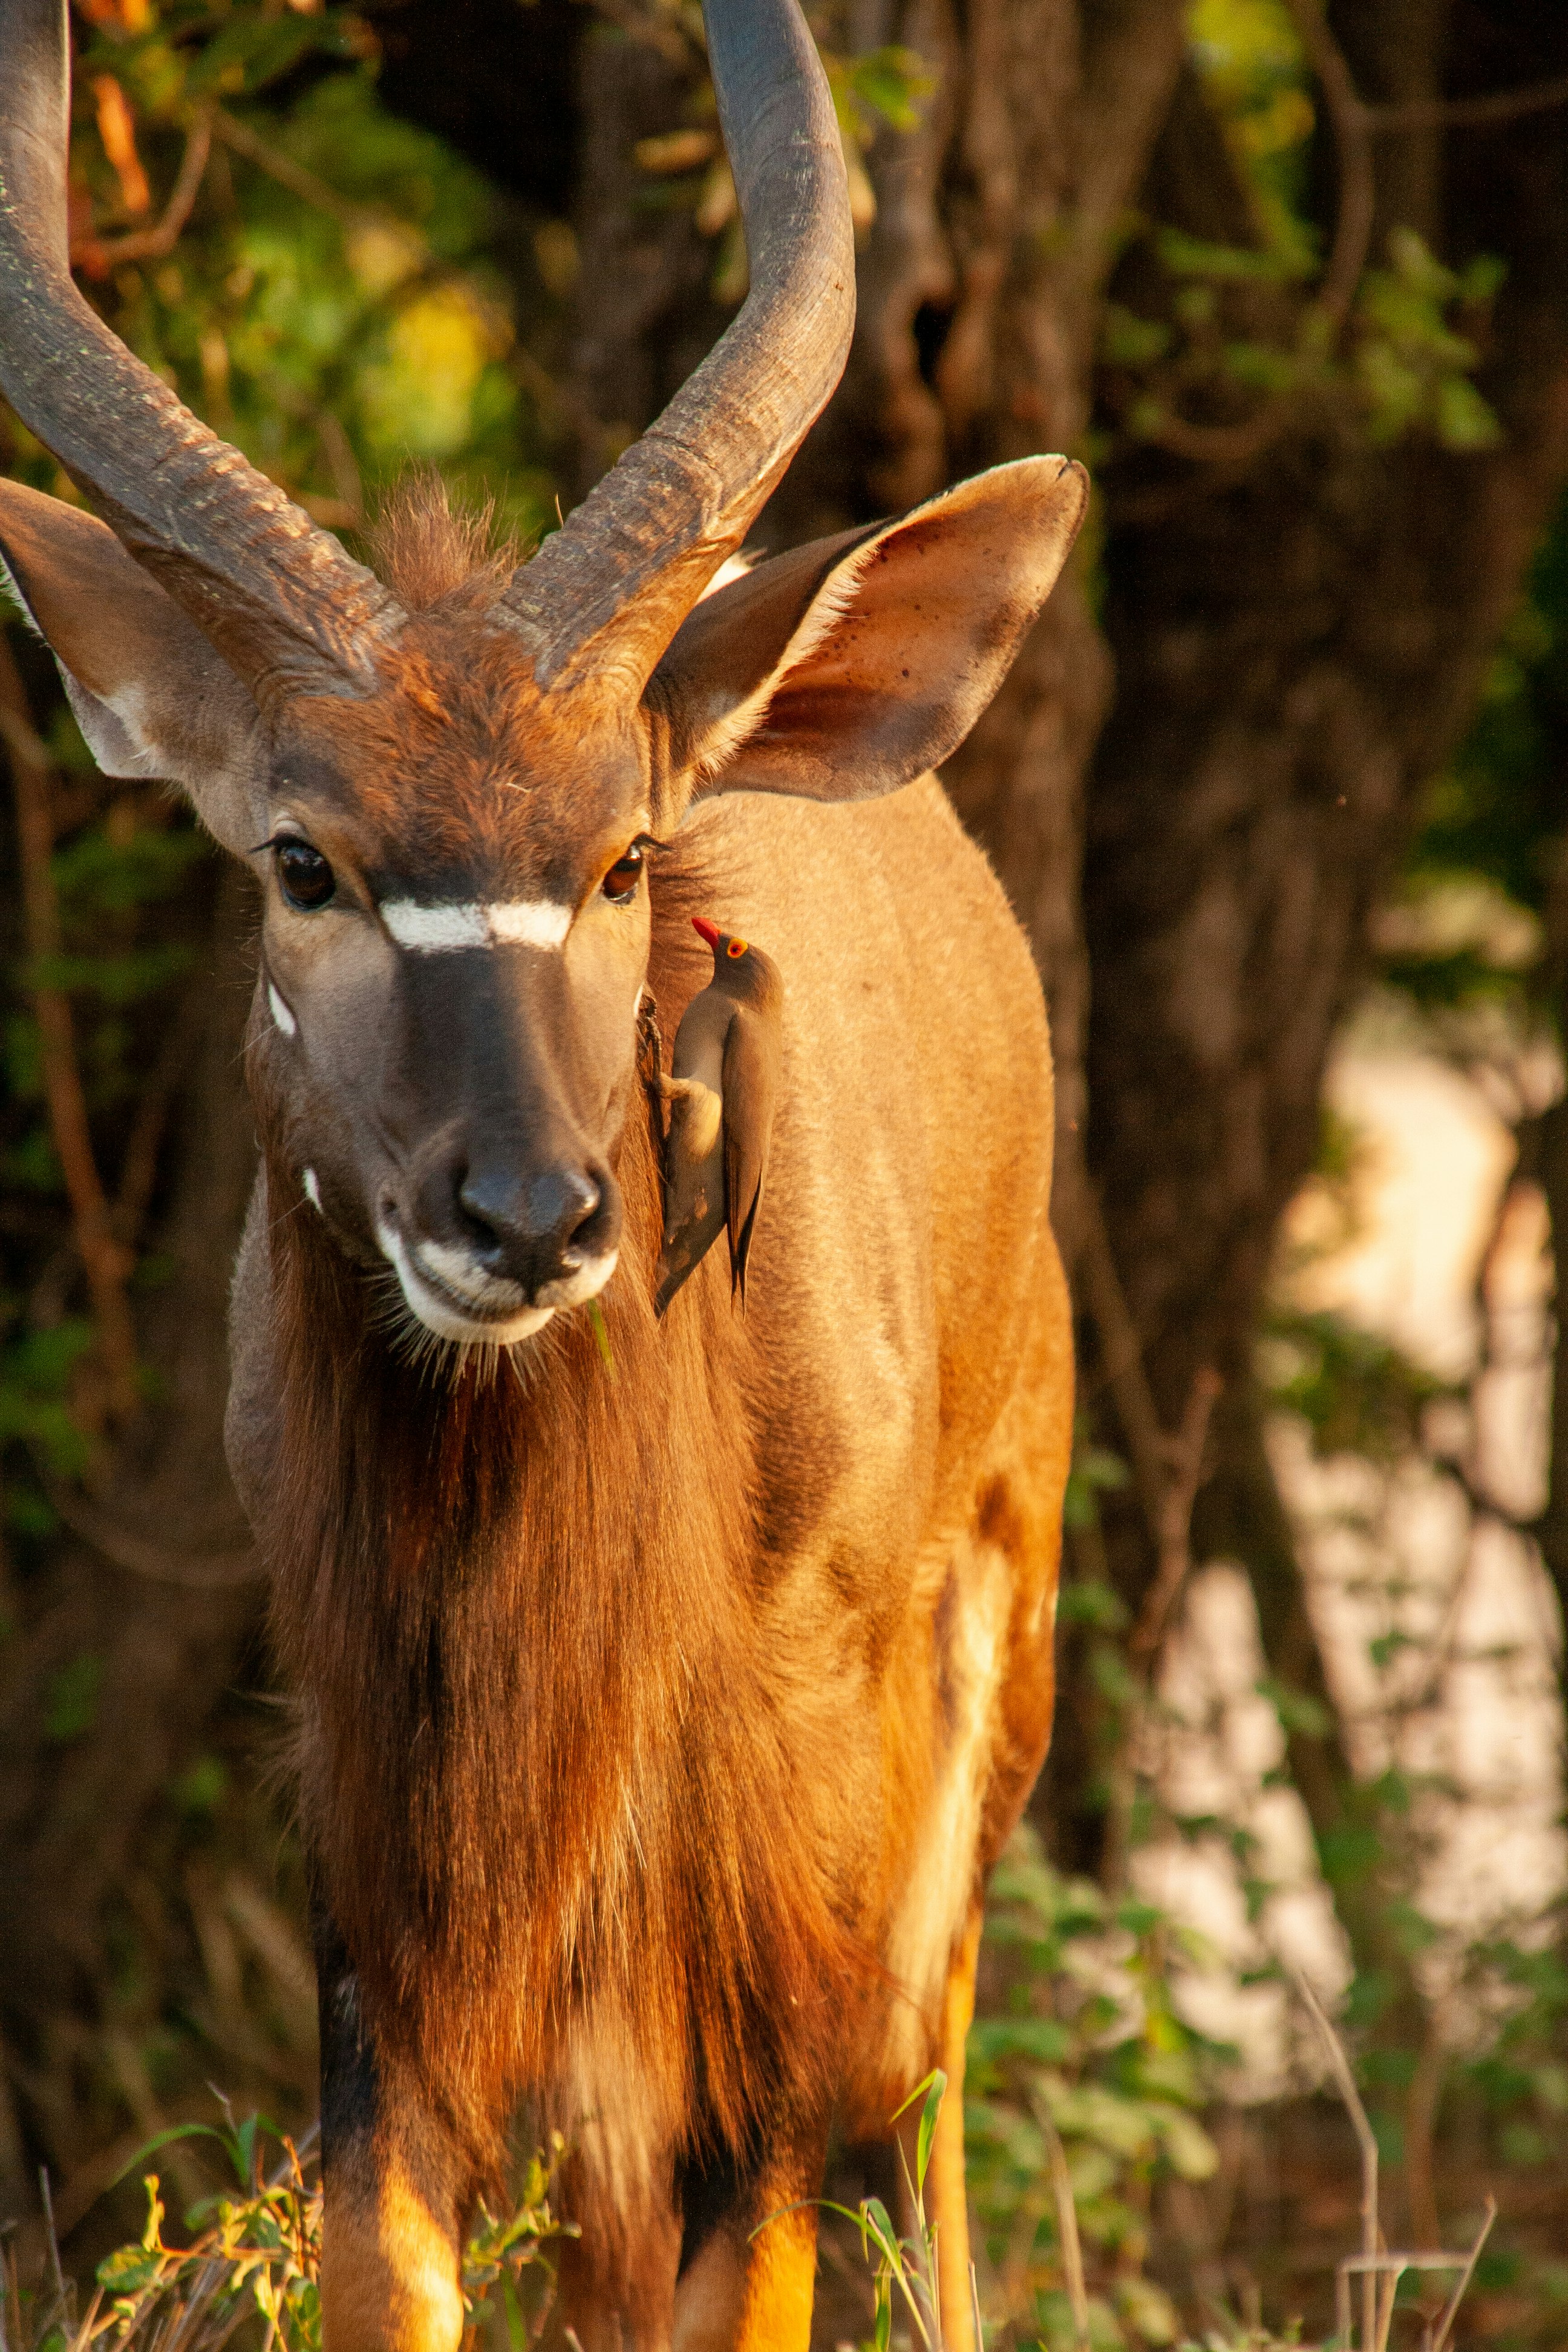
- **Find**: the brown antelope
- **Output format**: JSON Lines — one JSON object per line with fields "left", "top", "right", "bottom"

{"left": 0, "top": 1, "right": 1083, "bottom": 2344}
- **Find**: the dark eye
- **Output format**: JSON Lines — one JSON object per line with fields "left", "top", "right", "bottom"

{"left": 276, "top": 839, "right": 335, "bottom": 912}
{"left": 601, "top": 843, "right": 644, "bottom": 904}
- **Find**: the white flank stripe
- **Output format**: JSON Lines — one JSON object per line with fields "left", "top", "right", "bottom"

{"left": 488, "top": 900, "right": 573, "bottom": 949}
{"left": 380, "top": 898, "right": 574, "bottom": 953}
{"left": 267, "top": 981, "right": 297, "bottom": 1037}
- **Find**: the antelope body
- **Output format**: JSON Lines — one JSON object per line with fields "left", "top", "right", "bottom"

{"left": 0, "top": 2, "right": 1083, "bottom": 2345}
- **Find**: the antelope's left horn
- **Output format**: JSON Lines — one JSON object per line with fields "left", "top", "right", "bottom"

{"left": 0, "top": 0, "right": 404, "bottom": 702}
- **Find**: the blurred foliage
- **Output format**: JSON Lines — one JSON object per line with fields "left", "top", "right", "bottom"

{"left": 629, "top": 21, "right": 936, "bottom": 301}
{"left": 1378, "top": 491, "right": 1568, "bottom": 1033}
{"left": 969, "top": 1828, "right": 1225, "bottom": 2350}
{"left": 1101, "top": 0, "right": 1506, "bottom": 457}
{"left": 1259, "top": 1309, "right": 1454, "bottom": 1464}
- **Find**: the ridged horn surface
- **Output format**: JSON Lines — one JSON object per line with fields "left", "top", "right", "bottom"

{"left": 0, "top": 0, "right": 403, "bottom": 702}
{"left": 497, "top": 0, "right": 855, "bottom": 697}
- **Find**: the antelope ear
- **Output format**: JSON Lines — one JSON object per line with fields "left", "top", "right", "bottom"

{"left": 0, "top": 479, "right": 264, "bottom": 853}
{"left": 647, "top": 456, "right": 1088, "bottom": 817}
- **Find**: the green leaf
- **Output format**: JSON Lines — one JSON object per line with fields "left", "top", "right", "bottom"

{"left": 1436, "top": 372, "right": 1503, "bottom": 451}
{"left": 109, "top": 2124, "right": 229, "bottom": 2190}
{"left": 586, "top": 1295, "right": 615, "bottom": 1377}
{"left": 43, "top": 1651, "right": 103, "bottom": 1742}
{"left": 915, "top": 2068, "right": 944, "bottom": 2195}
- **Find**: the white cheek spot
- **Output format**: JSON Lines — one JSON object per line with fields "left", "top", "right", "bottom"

{"left": 302, "top": 1168, "right": 322, "bottom": 1214}
{"left": 379, "top": 899, "right": 575, "bottom": 953}
{"left": 267, "top": 982, "right": 297, "bottom": 1037}
{"left": 633, "top": 982, "right": 645, "bottom": 1023}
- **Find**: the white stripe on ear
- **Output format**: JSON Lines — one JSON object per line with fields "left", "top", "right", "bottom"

{"left": 381, "top": 899, "right": 575, "bottom": 953}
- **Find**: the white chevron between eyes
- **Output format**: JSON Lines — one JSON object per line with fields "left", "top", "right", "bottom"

{"left": 381, "top": 900, "right": 573, "bottom": 952}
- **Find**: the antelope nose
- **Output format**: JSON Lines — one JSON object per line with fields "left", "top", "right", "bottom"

{"left": 457, "top": 1161, "right": 609, "bottom": 1296}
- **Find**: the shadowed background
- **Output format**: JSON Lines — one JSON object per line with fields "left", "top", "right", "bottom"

{"left": 3, "top": 0, "right": 1568, "bottom": 2342}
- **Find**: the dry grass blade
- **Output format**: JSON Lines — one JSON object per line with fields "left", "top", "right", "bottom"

{"left": 1429, "top": 2196, "right": 1496, "bottom": 2352}
{"left": 1296, "top": 1971, "right": 1380, "bottom": 2352}
{"left": 1039, "top": 2109, "right": 1090, "bottom": 2352}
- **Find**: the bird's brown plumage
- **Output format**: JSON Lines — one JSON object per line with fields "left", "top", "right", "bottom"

{"left": 656, "top": 920, "right": 783, "bottom": 1313}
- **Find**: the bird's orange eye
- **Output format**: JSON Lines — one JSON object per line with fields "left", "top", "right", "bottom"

{"left": 727, "top": 937, "right": 747, "bottom": 958}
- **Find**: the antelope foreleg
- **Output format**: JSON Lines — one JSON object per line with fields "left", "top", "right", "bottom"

{"left": 315, "top": 1913, "right": 467, "bottom": 2352}
{"left": 671, "top": 2132, "right": 826, "bottom": 2352}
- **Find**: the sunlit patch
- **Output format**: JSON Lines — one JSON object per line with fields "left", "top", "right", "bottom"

{"left": 268, "top": 981, "right": 297, "bottom": 1036}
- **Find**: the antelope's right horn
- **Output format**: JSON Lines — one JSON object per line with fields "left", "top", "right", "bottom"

{"left": 497, "top": 0, "right": 856, "bottom": 699}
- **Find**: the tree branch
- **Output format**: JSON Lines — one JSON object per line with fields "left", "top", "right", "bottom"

{"left": 71, "top": 108, "right": 212, "bottom": 272}
{"left": 1281, "top": 0, "right": 1375, "bottom": 334}
{"left": 0, "top": 636, "right": 139, "bottom": 1425}
{"left": 1367, "top": 73, "right": 1568, "bottom": 134}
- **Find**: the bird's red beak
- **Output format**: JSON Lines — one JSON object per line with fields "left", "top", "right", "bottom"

{"left": 691, "top": 916, "right": 721, "bottom": 949}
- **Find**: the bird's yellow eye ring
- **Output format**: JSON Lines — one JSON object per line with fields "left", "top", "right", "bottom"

{"left": 727, "top": 936, "right": 747, "bottom": 958}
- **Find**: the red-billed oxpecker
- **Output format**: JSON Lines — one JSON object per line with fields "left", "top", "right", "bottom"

{"left": 0, "top": 0, "right": 1087, "bottom": 2343}
{"left": 656, "top": 917, "right": 782, "bottom": 1314}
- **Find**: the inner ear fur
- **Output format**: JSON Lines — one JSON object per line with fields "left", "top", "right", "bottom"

{"left": 0, "top": 478, "right": 263, "bottom": 851}
{"left": 647, "top": 454, "right": 1088, "bottom": 814}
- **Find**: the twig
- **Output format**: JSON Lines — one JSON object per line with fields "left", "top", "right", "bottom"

{"left": 44, "top": 1475, "right": 261, "bottom": 1589}
{"left": 1129, "top": 1365, "right": 1224, "bottom": 1659}
{"left": 1074, "top": 1186, "right": 1168, "bottom": 1535}
{"left": 1282, "top": 0, "right": 1375, "bottom": 334}
{"left": 1296, "top": 1970, "right": 1379, "bottom": 2352}
{"left": 212, "top": 108, "right": 373, "bottom": 230}
{"left": 113, "top": 973, "right": 205, "bottom": 1248}
{"left": 73, "top": 107, "right": 212, "bottom": 269}
{"left": 1429, "top": 2197, "right": 1496, "bottom": 2352}
{"left": 1405, "top": 2007, "right": 1446, "bottom": 2255}
{"left": 38, "top": 2170, "right": 67, "bottom": 2329}
{"left": 0, "top": 638, "right": 139, "bottom": 1423}
{"left": 1368, "top": 73, "right": 1568, "bottom": 132}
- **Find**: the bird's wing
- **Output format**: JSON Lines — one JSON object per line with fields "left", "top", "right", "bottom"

{"left": 722, "top": 1002, "right": 780, "bottom": 1302}
{"left": 655, "top": 987, "right": 735, "bottom": 1316}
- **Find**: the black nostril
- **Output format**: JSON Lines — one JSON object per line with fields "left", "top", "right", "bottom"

{"left": 526, "top": 1166, "right": 599, "bottom": 1263}
{"left": 455, "top": 1162, "right": 604, "bottom": 1282}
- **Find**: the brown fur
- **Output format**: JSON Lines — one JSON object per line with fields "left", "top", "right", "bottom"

{"left": 226, "top": 472, "right": 1074, "bottom": 2339}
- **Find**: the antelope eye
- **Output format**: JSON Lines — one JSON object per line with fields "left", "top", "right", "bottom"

{"left": 601, "top": 844, "right": 644, "bottom": 903}
{"left": 275, "top": 840, "right": 336, "bottom": 912}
